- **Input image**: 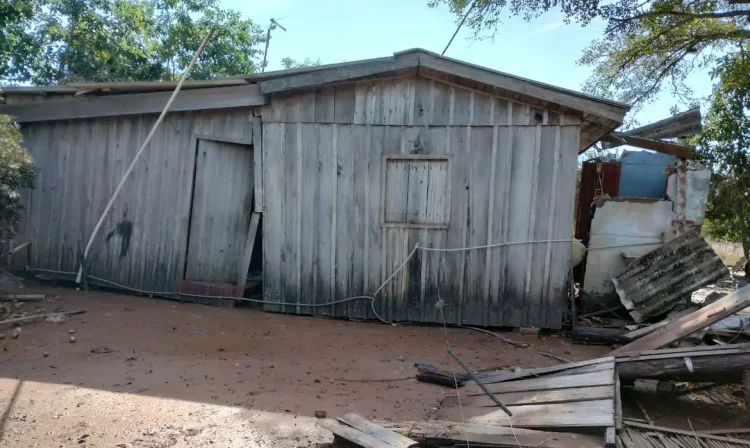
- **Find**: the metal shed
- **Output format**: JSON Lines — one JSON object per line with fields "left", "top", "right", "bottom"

{"left": 0, "top": 48, "right": 629, "bottom": 328}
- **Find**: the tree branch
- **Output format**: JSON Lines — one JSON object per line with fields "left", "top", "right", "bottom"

{"left": 611, "top": 9, "right": 750, "bottom": 23}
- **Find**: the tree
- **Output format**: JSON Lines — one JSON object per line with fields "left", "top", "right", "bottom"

{"left": 430, "top": 0, "right": 749, "bottom": 115}
{"left": 696, "top": 52, "right": 750, "bottom": 273}
{"left": 1, "top": 0, "right": 265, "bottom": 85}
{"left": 279, "top": 57, "right": 322, "bottom": 70}
{"left": 0, "top": 115, "right": 35, "bottom": 242}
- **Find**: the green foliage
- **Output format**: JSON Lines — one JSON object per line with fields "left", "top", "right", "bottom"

{"left": 695, "top": 52, "right": 750, "bottom": 253}
{"left": 431, "top": 0, "right": 750, "bottom": 115}
{"left": 1, "top": 0, "right": 265, "bottom": 84}
{"left": 0, "top": 115, "right": 35, "bottom": 241}
{"left": 279, "top": 57, "right": 322, "bottom": 70}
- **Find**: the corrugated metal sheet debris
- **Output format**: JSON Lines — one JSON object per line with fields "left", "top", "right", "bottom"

{"left": 613, "top": 229, "right": 729, "bottom": 322}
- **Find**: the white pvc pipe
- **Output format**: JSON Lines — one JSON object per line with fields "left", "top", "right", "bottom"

{"left": 76, "top": 28, "right": 214, "bottom": 283}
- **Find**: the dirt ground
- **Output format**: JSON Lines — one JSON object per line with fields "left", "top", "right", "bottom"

{"left": 0, "top": 285, "right": 746, "bottom": 447}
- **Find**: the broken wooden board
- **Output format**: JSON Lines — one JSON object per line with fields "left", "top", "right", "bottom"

{"left": 613, "top": 284, "right": 750, "bottom": 354}
{"left": 438, "top": 399, "right": 615, "bottom": 428}
{"left": 460, "top": 370, "right": 615, "bottom": 396}
{"left": 439, "top": 359, "right": 617, "bottom": 432}
{"left": 621, "top": 422, "right": 750, "bottom": 448}
{"left": 318, "top": 413, "right": 417, "bottom": 448}
{"left": 467, "top": 356, "right": 614, "bottom": 385}
{"left": 382, "top": 420, "right": 605, "bottom": 448}
{"left": 616, "top": 345, "right": 750, "bottom": 383}
{"left": 443, "top": 384, "right": 614, "bottom": 408}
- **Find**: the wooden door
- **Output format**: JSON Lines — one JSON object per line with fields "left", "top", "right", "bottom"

{"left": 185, "top": 139, "right": 253, "bottom": 282}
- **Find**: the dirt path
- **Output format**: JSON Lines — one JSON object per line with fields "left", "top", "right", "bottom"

{"left": 0, "top": 286, "right": 606, "bottom": 447}
{"left": 3, "top": 285, "right": 744, "bottom": 447}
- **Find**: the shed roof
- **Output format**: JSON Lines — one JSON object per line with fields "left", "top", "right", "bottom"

{"left": 0, "top": 48, "right": 629, "bottom": 149}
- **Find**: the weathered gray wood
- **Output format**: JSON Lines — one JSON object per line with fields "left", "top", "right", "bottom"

{"left": 625, "top": 107, "right": 701, "bottom": 140}
{"left": 473, "top": 357, "right": 614, "bottom": 385}
{"left": 237, "top": 212, "right": 260, "bottom": 288}
{"left": 502, "top": 126, "right": 537, "bottom": 326}
{"left": 612, "top": 283, "right": 750, "bottom": 354}
{"left": 262, "top": 123, "right": 286, "bottom": 310}
{"left": 315, "top": 124, "right": 336, "bottom": 315}
{"left": 282, "top": 123, "right": 300, "bottom": 311}
{"left": 622, "top": 307, "right": 697, "bottom": 340}
{"left": 615, "top": 370, "right": 623, "bottom": 431}
{"left": 381, "top": 420, "right": 605, "bottom": 448}
{"left": 461, "top": 370, "right": 615, "bottom": 396}
{"left": 450, "top": 384, "right": 614, "bottom": 408}
{"left": 602, "top": 132, "right": 695, "bottom": 158}
{"left": 318, "top": 419, "right": 399, "bottom": 448}
{"left": 440, "top": 399, "right": 615, "bottom": 428}
{"left": 259, "top": 54, "right": 419, "bottom": 94}
{"left": 605, "top": 427, "right": 616, "bottom": 447}
{"left": 545, "top": 125, "right": 578, "bottom": 328}
{"left": 185, "top": 139, "right": 253, "bottom": 283}
{"left": 625, "top": 422, "right": 750, "bottom": 446}
{"left": 463, "top": 126, "right": 493, "bottom": 325}
{"left": 616, "top": 350, "right": 750, "bottom": 383}
{"left": 252, "top": 116, "right": 264, "bottom": 212}
{"left": 418, "top": 53, "right": 629, "bottom": 122}
{"left": 337, "top": 413, "right": 417, "bottom": 448}
{"left": 18, "top": 109, "right": 253, "bottom": 293}
{"left": 0, "top": 85, "right": 266, "bottom": 122}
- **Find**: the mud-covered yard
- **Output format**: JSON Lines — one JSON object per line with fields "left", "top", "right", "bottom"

{"left": 0, "top": 285, "right": 746, "bottom": 447}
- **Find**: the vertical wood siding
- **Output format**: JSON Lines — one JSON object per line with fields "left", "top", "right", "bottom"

{"left": 262, "top": 75, "right": 579, "bottom": 328}
{"left": 14, "top": 108, "right": 254, "bottom": 292}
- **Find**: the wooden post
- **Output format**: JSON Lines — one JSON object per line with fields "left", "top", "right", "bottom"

{"left": 237, "top": 212, "right": 261, "bottom": 290}
{"left": 77, "top": 247, "right": 89, "bottom": 292}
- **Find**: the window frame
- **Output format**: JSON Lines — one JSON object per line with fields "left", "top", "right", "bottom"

{"left": 380, "top": 154, "right": 452, "bottom": 230}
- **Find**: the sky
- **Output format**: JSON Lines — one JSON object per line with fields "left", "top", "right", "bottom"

{"left": 222, "top": 0, "right": 714, "bottom": 127}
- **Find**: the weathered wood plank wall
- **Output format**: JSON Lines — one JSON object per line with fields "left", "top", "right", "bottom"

{"left": 261, "top": 76, "right": 579, "bottom": 328}
{"left": 13, "top": 108, "right": 254, "bottom": 292}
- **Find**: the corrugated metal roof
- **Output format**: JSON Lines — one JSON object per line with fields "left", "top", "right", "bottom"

{"left": 613, "top": 229, "right": 729, "bottom": 322}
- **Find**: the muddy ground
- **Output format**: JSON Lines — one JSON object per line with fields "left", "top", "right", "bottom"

{"left": 0, "top": 285, "right": 746, "bottom": 447}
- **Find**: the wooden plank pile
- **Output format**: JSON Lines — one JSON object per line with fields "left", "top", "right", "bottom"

{"left": 436, "top": 357, "right": 617, "bottom": 443}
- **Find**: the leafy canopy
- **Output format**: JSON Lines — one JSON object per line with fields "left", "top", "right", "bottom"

{"left": 430, "top": 0, "right": 750, "bottom": 114}
{"left": 0, "top": 116, "right": 35, "bottom": 241}
{"left": 1, "top": 0, "right": 266, "bottom": 84}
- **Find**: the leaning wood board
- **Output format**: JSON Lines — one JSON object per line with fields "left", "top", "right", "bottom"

{"left": 444, "top": 384, "right": 614, "bottom": 408}
{"left": 438, "top": 399, "right": 615, "bottom": 428}
{"left": 460, "top": 370, "right": 614, "bottom": 396}
{"left": 469, "top": 356, "right": 613, "bottom": 385}
{"left": 319, "top": 414, "right": 417, "bottom": 448}
{"left": 613, "top": 284, "right": 750, "bottom": 354}
{"left": 337, "top": 413, "right": 417, "bottom": 448}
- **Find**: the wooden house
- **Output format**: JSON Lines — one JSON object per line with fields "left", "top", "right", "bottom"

{"left": 0, "top": 49, "right": 630, "bottom": 328}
